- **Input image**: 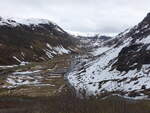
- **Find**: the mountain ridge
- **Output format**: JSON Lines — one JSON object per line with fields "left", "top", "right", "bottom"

{"left": 67, "top": 13, "right": 150, "bottom": 99}
{"left": 0, "top": 17, "right": 79, "bottom": 65}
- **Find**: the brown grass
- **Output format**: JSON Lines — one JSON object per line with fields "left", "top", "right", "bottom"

{"left": 0, "top": 88, "right": 150, "bottom": 113}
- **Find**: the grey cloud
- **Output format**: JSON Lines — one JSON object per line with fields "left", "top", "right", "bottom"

{"left": 0, "top": 0, "right": 150, "bottom": 35}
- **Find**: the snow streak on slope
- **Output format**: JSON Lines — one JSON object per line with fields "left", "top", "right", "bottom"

{"left": 43, "top": 44, "right": 71, "bottom": 59}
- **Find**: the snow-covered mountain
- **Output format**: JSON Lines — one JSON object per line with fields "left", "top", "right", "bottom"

{"left": 67, "top": 13, "right": 150, "bottom": 99}
{"left": 0, "top": 17, "right": 79, "bottom": 65}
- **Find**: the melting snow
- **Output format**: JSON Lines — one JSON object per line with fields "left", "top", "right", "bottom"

{"left": 46, "top": 43, "right": 52, "bottom": 49}
{"left": 6, "top": 76, "right": 40, "bottom": 86}
{"left": 0, "top": 65, "right": 18, "bottom": 69}
{"left": 44, "top": 44, "right": 71, "bottom": 58}
{"left": 13, "top": 56, "right": 21, "bottom": 63}
{"left": 54, "top": 46, "right": 70, "bottom": 55}
{"left": 13, "top": 70, "right": 41, "bottom": 75}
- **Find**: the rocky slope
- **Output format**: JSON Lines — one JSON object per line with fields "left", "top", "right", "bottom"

{"left": 67, "top": 13, "right": 150, "bottom": 99}
{"left": 0, "top": 17, "right": 79, "bottom": 65}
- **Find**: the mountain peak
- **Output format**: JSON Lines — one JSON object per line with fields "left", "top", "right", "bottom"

{"left": 141, "top": 12, "right": 150, "bottom": 24}
{"left": 0, "top": 16, "right": 56, "bottom": 27}
{"left": 14, "top": 18, "right": 56, "bottom": 26}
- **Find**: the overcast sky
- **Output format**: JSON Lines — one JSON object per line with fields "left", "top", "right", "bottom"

{"left": 0, "top": 0, "right": 150, "bottom": 35}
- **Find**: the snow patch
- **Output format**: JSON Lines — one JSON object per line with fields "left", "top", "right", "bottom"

{"left": 13, "top": 70, "right": 41, "bottom": 75}
{"left": 13, "top": 56, "right": 21, "bottom": 63}
{"left": 91, "top": 47, "right": 111, "bottom": 56}
{"left": 54, "top": 45, "right": 70, "bottom": 55}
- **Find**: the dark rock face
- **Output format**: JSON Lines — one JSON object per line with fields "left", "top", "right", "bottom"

{"left": 110, "top": 13, "right": 150, "bottom": 72}
{"left": 140, "top": 13, "right": 150, "bottom": 25}
{"left": 113, "top": 44, "right": 150, "bottom": 72}
{"left": 0, "top": 18, "right": 78, "bottom": 65}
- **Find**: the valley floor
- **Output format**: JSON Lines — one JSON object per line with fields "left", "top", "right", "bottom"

{"left": 0, "top": 53, "right": 150, "bottom": 113}
{"left": 0, "top": 54, "right": 72, "bottom": 97}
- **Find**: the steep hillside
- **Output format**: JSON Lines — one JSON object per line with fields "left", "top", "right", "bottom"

{"left": 67, "top": 13, "right": 150, "bottom": 99}
{"left": 0, "top": 17, "right": 79, "bottom": 65}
